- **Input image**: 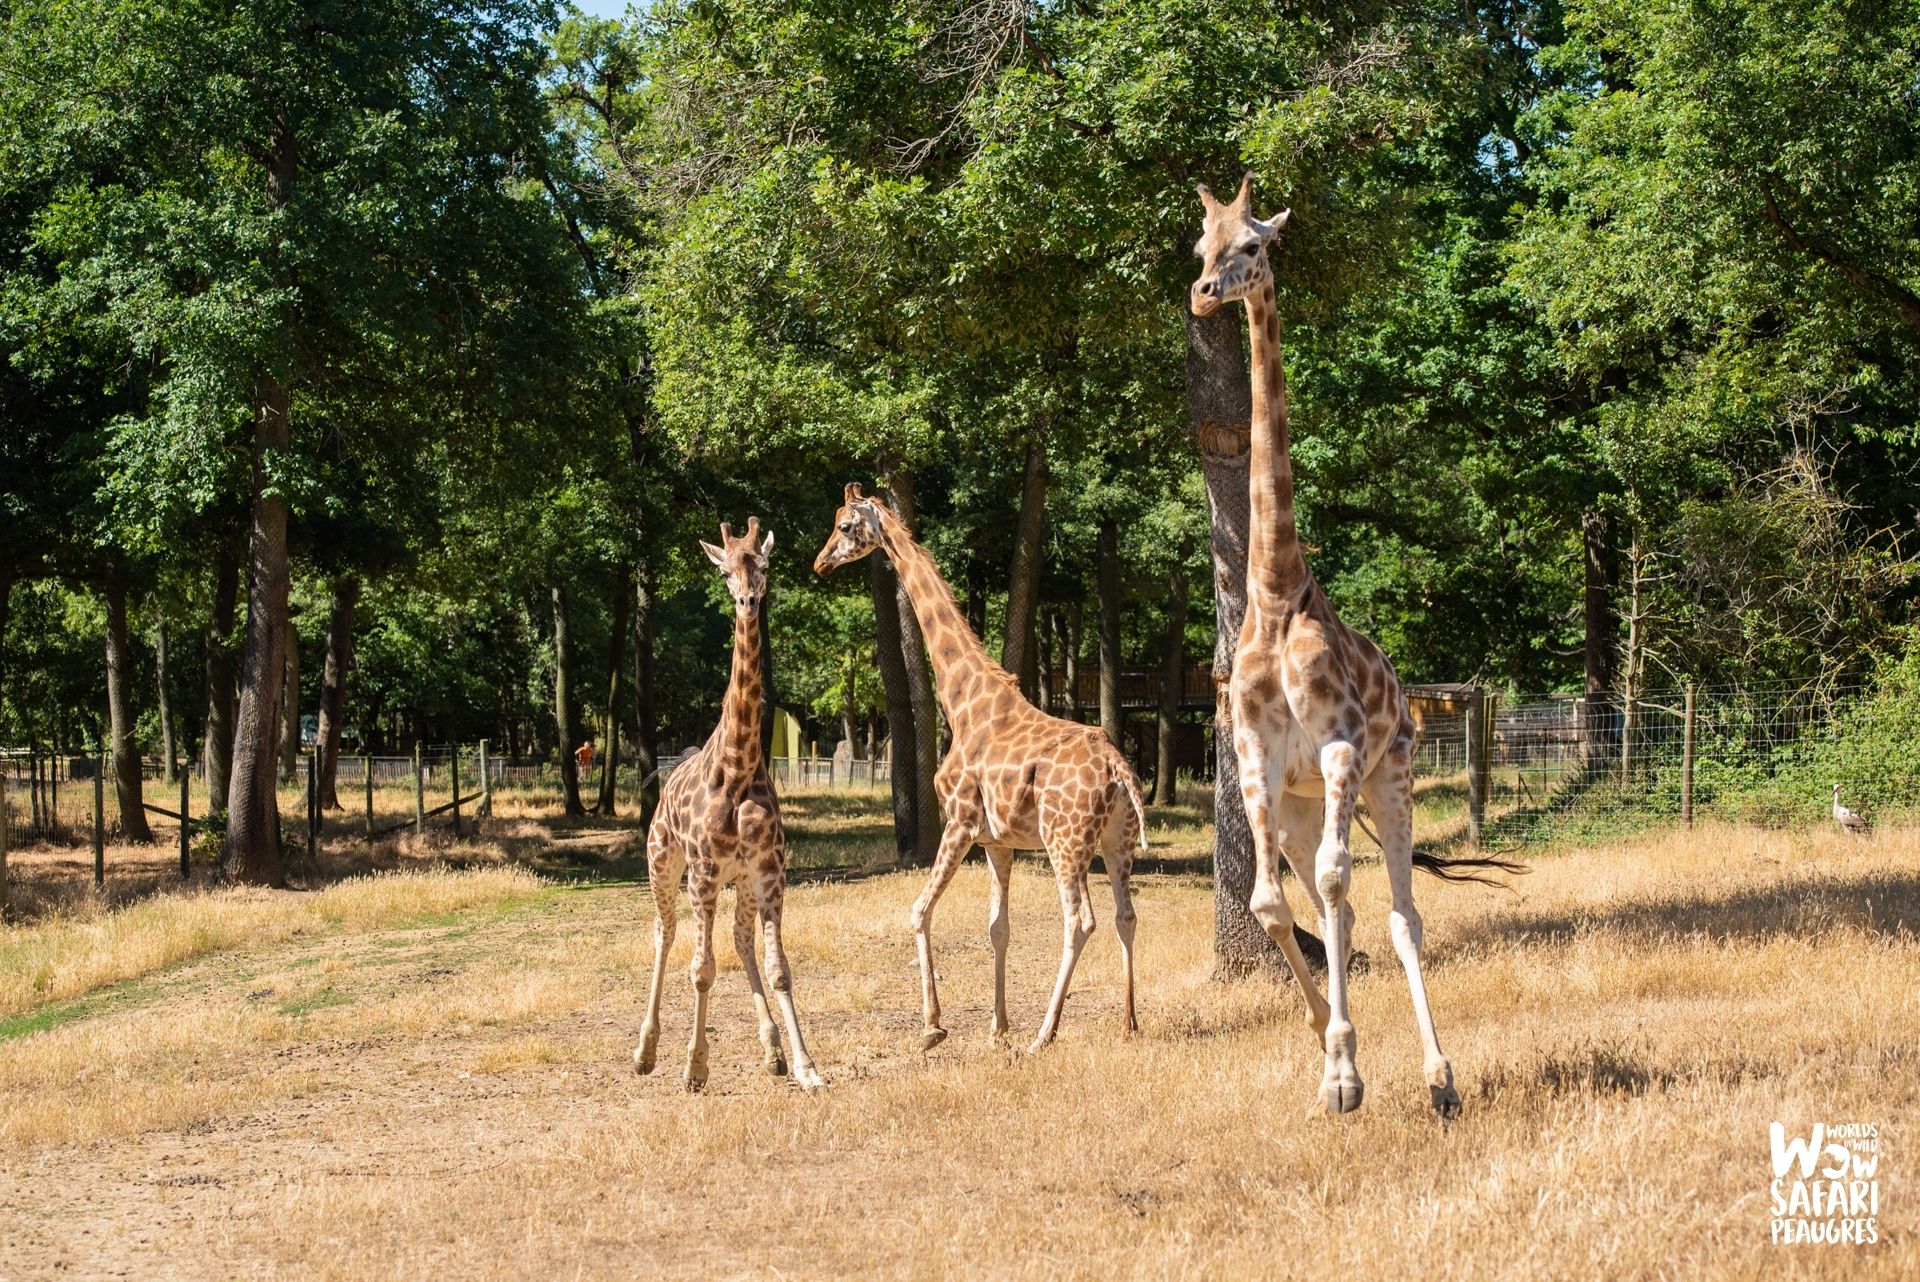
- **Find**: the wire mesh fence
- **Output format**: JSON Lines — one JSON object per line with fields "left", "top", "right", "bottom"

{"left": 1408, "top": 680, "right": 1882, "bottom": 849}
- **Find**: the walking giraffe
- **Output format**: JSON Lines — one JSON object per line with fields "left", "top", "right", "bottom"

{"left": 1190, "top": 176, "right": 1519, "bottom": 1117}
{"left": 635, "top": 519, "right": 825, "bottom": 1092}
{"left": 814, "top": 484, "right": 1147, "bottom": 1053}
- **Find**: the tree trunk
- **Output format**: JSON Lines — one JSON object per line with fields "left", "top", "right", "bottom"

{"left": 1582, "top": 508, "right": 1620, "bottom": 772}
{"left": 885, "top": 467, "right": 942, "bottom": 865}
{"left": 597, "top": 565, "right": 633, "bottom": 815}
{"left": 1155, "top": 536, "right": 1191, "bottom": 805}
{"left": 316, "top": 577, "right": 359, "bottom": 809}
{"left": 1188, "top": 305, "right": 1318, "bottom": 975}
{"left": 223, "top": 372, "right": 293, "bottom": 886}
{"left": 552, "top": 585, "right": 585, "bottom": 816}
{"left": 633, "top": 568, "right": 660, "bottom": 826}
{"left": 1098, "top": 518, "right": 1123, "bottom": 750}
{"left": 1063, "top": 601, "right": 1082, "bottom": 723}
{"left": 870, "top": 552, "right": 920, "bottom": 866}
{"left": 1001, "top": 435, "right": 1048, "bottom": 701}
{"left": 0, "top": 546, "right": 12, "bottom": 697}
{"left": 279, "top": 610, "right": 300, "bottom": 782}
{"left": 154, "top": 620, "right": 176, "bottom": 785}
{"left": 840, "top": 646, "right": 860, "bottom": 757}
{"left": 204, "top": 539, "right": 238, "bottom": 808}
{"left": 103, "top": 556, "right": 153, "bottom": 843}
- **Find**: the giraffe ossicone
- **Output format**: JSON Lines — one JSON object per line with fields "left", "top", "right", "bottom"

{"left": 815, "top": 484, "right": 1147, "bottom": 1053}
{"left": 635, "top": 518, "right": 825, "bottom": 1093}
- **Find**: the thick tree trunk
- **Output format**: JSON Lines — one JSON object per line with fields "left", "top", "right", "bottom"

{"left": 279, "top": 611, "right": 300, "bottom": 782}
{"left": 104, "top": 556, "right": 153, "bottom": 843}
{"left": 1063, "top": 601, "right": 1082, "bottom": 723}
{"left": 552, "top": 585, "right": 585, "bottom": 816}
{"left": 1098, "top": 518, "right": 1123, "bottom": 750}
{"left": 839, "top": 646, "right": 860, "bottom": 757}
{"left": 870, "top": 552, "right": 920, "bottom": 866}
{"left": 1155, "top": 537, "right": 1191, "bottom": 805}
{"left": 1002, "top": 434, "right": 1049, "bottom": 701}
{"left": 154, "top": 621, "right": 176, "bottom": 785}
{"left": 1582, "top": 508, "right": 1620, "bottom": 771}
{"left": 204, "top": 539, "right": 239, "bottom": 808}
{"left": 632, "top": 568, "right": 660, "bottom": 826}
{"left": 0, "top": 546, "right": 12, "bottom": 696}
{"left": 316, "top": 577, "right": 359, "bottom": 809}
{"left": 596, "top": 566, "right": 632, "bottom": 815}
{"left": 223, "top": 372, "right": 293, "bottom": 885}
{"left": 885, "top": 468, "right": 942, "bottom": 865}
{"left": 1188, "top": 306, "right": 1319, "bottom": 974}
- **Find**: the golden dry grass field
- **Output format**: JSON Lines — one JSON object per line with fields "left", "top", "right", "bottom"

{"left": 0, "top": 783, "right": 1914, "bottom": 1280}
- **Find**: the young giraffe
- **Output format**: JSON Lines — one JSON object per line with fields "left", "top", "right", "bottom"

{"left": 814, "top": 484, "right": 1147, "bottom": 1053}
{"left": 635, "top": 519, "right": 824, "bottom": 1092}
{"left": 1192, "top": 176, "right": 1516, "bottom": 1118}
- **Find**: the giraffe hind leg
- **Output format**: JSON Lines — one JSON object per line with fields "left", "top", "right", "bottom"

{"left": 634, "top": 827, "right": 684, "bottom": 1076}
{"left": 1031, "top": 827, "right": 1097, "bottom": 1052}
{"left": 731, "top": 883, "right": 786, "bottom": 1076}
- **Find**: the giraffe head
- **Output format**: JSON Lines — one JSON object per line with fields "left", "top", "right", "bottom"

{"left": 1189, "top": 174, "right": 1291, "bottom": 317}
{"left": 700, "top": 517, "right": 774, "bottom": 618}
{"left": 812, "top": 482, "right": 886, "bottom": 575}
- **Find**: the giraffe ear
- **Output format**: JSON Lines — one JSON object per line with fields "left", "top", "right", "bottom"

{"left": 758, "top": 527, "right": 775, "bottom": 558}
{"left": 1251, "top": 207, "right": 1290, "bottom": 243}
{"left": 699, "top": 539, "right": 726, "bottom": 568}
{"left": 844, "top": 481, "right": 863, "bottom": 503}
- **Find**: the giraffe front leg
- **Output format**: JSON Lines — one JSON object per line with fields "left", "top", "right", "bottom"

{"left": 731, "top": 884, "right": 785, "bottom": 1076}
{"left": 984, "top": 845, "right": 1013, "bottom": 1048}
{"left": 683, "top": 866, "right": 719, "bottom": 1092}
{"left": 757, "top": 877, "right": 824, "bottom": 1091}
{"left": 1314, "top": 740, "right": 1364, "bottom": 1115}
{"left": 634, "top": 832, "right": 683, "bottom": 1076}
{"left": 1238, "top": 730, "right": 1331, "bottom": 1042}
{"left": 909, "top": 811, "right": 979, "bottom": 1053}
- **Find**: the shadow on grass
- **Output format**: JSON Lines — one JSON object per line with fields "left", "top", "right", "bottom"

{"left": 1474, "top": 1040, "right": 1783, "bottom": 1102}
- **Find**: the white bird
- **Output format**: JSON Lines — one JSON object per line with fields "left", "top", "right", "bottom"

{"left": 1832, "top": 784, "right": 1870, "bottom": 836}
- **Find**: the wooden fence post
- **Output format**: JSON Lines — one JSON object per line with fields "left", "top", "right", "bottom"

{"left": 450, "top": 742, "right": 461, "bottom": 837}
{"left": 93, "top": 755, "right": 105, "bottom": 889}
{"left": 413, "top": 743, "right": 425, "bottom": 837}
{"left": 1466, "top": 688, "right": 1490, "bottom": 849}
{"left": 1681, "top": 682, "right": 1697, "bottom": 829}
{"left": 179, "top": 767, "right": 190, "bottom": 880}
{"left": 306, "top": 750, "right": 319, "bottom": 865}
{"left": 364, "top": 753, "right": 375, "bottom": 838}
{"left": 479, "top": 739, "right": 491, "bottom": 819}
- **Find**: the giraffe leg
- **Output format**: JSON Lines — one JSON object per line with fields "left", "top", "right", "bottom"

{"left": 1361, "top": 735, "right": 1459, "bottom": 1119}
{"left": 984, "top": 845, "right": 1014, "bottom": 1048}
{"left": 908, "top": 810, "right": 979, "bottom": 1052}
{"left": 731, "top": 882, "right": 786, "bottom": 1076}
{"left": 1030, "top": 845, "right": 1095, "bottom": 1053}
{"left": 682, "top": 864, "right": 719, "bottom": 1092}
{"left": 757, "top": 875, "right": 824, "bottom": 1091}
{"left": 1237, "top": 728, "right": 1331, "bottom": 1040}
{"left": 1314, "top": 739, "right": 1365, "bottom": 1115}
{"left": 634, "top": 828, "right": 683, "bottom": 1076}
{"left": 1103, "top": 811, "right": 1139, "bottom": 1035}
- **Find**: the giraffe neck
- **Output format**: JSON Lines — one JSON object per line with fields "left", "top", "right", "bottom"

{"left": 875, "top": 508, "right": 1017, "bottom": 735}
{"left": 719, "top": 605, "right": 764, "bottom": 771}
{"left": 1244, "top": 275, "right": 1306, "bottom": 598}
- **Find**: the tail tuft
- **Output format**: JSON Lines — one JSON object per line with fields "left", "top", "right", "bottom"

{"left": 1411, "top": 850, "right": 1528, "bottom": 888}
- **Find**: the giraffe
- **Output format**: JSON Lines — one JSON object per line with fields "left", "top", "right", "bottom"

{"left": 813, "top": 484, "right": 1147, "bottom": 1053}
{"left": 635, "top": 518, "right": 825, "bottom": 1092}
{"left": 1190, "top": 175, "right": 1518, "bottom": 1118}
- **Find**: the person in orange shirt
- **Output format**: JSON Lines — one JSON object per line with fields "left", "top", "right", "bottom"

{"left": 575, "top": 740, "right": 594, "bottom": 778}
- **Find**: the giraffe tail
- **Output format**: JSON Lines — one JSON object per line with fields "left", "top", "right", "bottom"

{"left": 1122, "top": 773, "right": 1148, "bottom": 852}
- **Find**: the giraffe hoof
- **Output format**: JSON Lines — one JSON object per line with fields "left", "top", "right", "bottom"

{"left": 986, "top": 1029, "right": 1011, "bottom": 1051}
{"left": 1431, "top": 1082, "right": 1461, "bottom": 1120}
{"left": 1319, "top": 1076, "right": 1364, "bottom": 1115}
{"left": 683, "top": 1064, "right": 708, "bottom": 1093}
{"left": 795, "top": 1066, "right": 826, "bottom": 1093}
{"left": 765, "top": 1051, "right": 788, "bottom": 1077}
{"left": 919, "top": 1027, "right": 948, "bottom": 1053}
{"left": 633, "top": 1044, "right": 657, "bottom": 1076}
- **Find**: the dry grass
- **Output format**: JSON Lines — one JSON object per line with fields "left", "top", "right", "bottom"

{"left": 0, "top": 797, "right": 1913, "bottom": 1279}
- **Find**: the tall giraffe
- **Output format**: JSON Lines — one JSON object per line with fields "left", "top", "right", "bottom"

{"left": 635, "top": 519, "right": 824, "bottom": 1092}
{"left": 1190, "top": 176, "right": 1517, "bottom": 1118}
{"left": 814, "top": 484, "right": 1146, "bottom": 1053}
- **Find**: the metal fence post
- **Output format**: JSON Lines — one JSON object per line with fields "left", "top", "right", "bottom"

{"left": 1466, "top": 689, "right": 1489, "bottom": 848}
{"left": 1681, "top": 682, "right": 1697, "bottom": 829}
{"left": 179, "top": 767, "right": 190, "bottom": 880}
{"left": 92, "top": 756, "right": 105, "bottom": 889}
{"left": 413, "top": 742, "right": 425, "bottom": 837}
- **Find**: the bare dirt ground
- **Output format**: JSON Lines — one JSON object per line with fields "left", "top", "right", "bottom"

{"left": 0, "top": 793, "right": 1914, "bottom": 1280}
